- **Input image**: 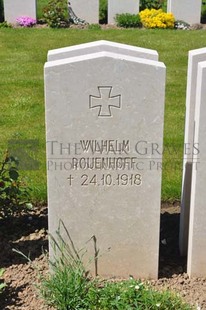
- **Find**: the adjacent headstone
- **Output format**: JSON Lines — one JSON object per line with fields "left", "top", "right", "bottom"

{"left": 180, "top": 48, "right": 206, "bottom": 256}
{"left": 3, "top": 0, "right": 36, "bottom": 24}
{"left": 108, "top": 0, "right": 139, "bottom": 24}
{"left": 187, "top": 60, "right": 206, "bottom": 277}
{"left": 44, "top": 44, "right": 166, "bottom": 279}
{"left": 47, "top": 40, "right": 158, "bottom": 62}
{"left": 167, "top": 0, "right": 201, "bottom": 25}
{"left": 69, "top": 0, "right": 99, "bottom": 24}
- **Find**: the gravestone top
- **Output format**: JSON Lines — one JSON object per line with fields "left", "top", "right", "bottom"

{"left": 47, "top": 40, "right": 158, "bottom": 61}
{"left": 45, "top": 50, "right": 163, "bottom": 70}
{"left": 45, "top": 45, "right": 166, "bottom": 279}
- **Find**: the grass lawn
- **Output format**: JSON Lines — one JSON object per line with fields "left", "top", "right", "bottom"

{"left": 1, "top": 28, "right": 206, "bottom": 202}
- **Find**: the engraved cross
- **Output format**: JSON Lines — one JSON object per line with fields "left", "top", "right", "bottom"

{"left": 89, "top": 86, "right": 121, "bottom": 117}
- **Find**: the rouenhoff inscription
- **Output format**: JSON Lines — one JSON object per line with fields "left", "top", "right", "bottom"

{"left": 89, "top": 86, "right": 121, "bottom": 117}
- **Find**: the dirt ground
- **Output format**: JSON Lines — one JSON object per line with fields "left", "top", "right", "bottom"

{"left": 0, "top": 203, "right": 206, "bottom": 310}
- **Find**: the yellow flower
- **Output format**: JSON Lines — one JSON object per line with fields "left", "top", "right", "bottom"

{"left": 140, "top": 8, "right": 175, "bottom": 29}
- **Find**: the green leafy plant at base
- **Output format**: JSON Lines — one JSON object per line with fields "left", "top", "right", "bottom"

{"left": 40, "top": 221, "right": 193, "bottom": 310}
{"left": 0, "top": 21, "right": 12, "bottom": 28}
{"left": 140, "top": 0, "right": 164, "bottom": 11}
{"left": 201, "top": 6, "right": 206, "bottom": 23}
{"left": 99, "top": 0, "right": 108, "bottom": 24}
{"left": 39, "top": 220, "right": 92, "bottom": 309}
{"left": 43, "top": 0, "right": 69, "bottom": 28}
{"left": 88, "top": 23, "right": 101, "bottom": 30}
{"left": 0, "top": 151, "right": 32, "bottom": 218}
{"left": 88, "top": 280, "right": 193, "bottom": 310}
{"left": 115, "top": 13, "right": 142, "bottom": 28}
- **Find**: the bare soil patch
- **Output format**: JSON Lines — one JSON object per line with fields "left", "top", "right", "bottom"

{"left": 0, "top": 203, "right": 206, "bottom": 309}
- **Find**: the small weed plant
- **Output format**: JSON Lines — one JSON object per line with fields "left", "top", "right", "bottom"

{"left": 88, "top": 23, "right": 101, "bottom": 30}
{"left": 0, "top": 21, "right": 12, "bottom": 28}
{"left": 43, "top": 0, "right": 69, "bottom": 28}
{"left": 40, "top": 221, "right": 193, "bottom": 310}
{"left": 0, "top": 151, "right": 32, "bottom": 218}
{"left": 39, "top": 220, "right": 92, "bottom": 309}
{"left": 115, "top": 13, "right": 142, "bottom": 28}
{"left": 140, "top": 8, "right": 175, "bottom": 28}
{"left": 175, "top": 20, "right": 190, "bottom": 30}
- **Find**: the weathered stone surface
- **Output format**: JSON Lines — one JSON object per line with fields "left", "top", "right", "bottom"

{"left": 47, "top": 40, "right": 158, "bottom": 62}
{"left": 108, "top": 0, "right": 139, "bottom": 24}
{"left": 187, "top": 61, "right": 206, "bottom": 277}
{"left": 180, "top": 48, "right": 206, "bottom": 256}
{"left": 3, "top": 0, "right": 36, "bottom": 24}
{"left": 45, "top": 48, "right": 165, "bottom": 279}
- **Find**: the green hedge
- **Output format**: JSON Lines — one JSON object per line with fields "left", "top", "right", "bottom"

{"left": 0, "top": 0, "right": 4, "bottom": 22}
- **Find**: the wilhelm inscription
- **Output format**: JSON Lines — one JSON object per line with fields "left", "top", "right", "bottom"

{"left": 47, "top": 139, "right": 163, "bottom": 172}
{"left": 80, "top": 139, "right": 129, "bottom": 153}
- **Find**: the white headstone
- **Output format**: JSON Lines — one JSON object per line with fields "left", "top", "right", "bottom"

{"left": 180, "top": 48, "right": 206, "bottom": 256}
{"left": 3, "top": 0, "right": 36, "bottom": 24}
{"left": 47, "top": 40, "right": 158, "bottom": 62}
{"left": 187, "top": 61, "right": 206, "bottom": 277}
{"left": 167, "top": 0, "right": 201, "bottom": 25}
{"left": 69, "top": 0, "right": 99, "bottom": 24}
{"left": 108, "top": 0, "right": 139, "bottom": 25}
{"left": 44, "top": 47, "right": 166, "bottom": 279}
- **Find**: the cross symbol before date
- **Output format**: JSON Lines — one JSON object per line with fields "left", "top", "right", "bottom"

{"left": 89, "top": 86, "right": 121, "bottom": 117}
{"left": 67, "top": 175, "right": 74, "bottom": 186}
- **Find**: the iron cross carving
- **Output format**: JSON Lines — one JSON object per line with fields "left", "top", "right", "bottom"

{"left": 89, "top": 86, "right": 121, "bottom": 117}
